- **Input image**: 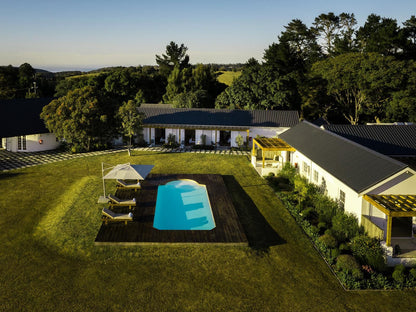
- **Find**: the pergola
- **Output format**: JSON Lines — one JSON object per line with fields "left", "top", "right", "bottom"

{"left": 363, "top": 194, "right": 416, "bottom": 246}
{"left": 252, "top": 137, "right": 296, "bottom": 168}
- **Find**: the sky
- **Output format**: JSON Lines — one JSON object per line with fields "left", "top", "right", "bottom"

{"left": 1, "top": 0, "right": 415, "bottom": 72}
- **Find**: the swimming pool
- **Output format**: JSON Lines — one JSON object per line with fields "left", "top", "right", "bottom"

{"left": 153, "top": 179, "right": 216, "bottom": 230}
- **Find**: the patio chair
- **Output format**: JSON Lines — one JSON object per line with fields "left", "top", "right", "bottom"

{"left": 107, "top": 194, "right": 136, "bottom": 210}
{"left": 116, "top": 179, "right": 141, "bottom": 190}
{"left": 102, "top": 208, "right": 133, "bottom": 225}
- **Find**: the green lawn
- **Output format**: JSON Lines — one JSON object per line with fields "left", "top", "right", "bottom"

{"left": 217, "top": 71, "right": 242, "bottom": 86}
{"left": 1, "top": 152, "right": 415, "bottom": 311}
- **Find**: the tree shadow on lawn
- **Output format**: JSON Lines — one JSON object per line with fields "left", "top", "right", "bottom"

{"left": 222, "top": 175, "right": 285, "bottom": 254}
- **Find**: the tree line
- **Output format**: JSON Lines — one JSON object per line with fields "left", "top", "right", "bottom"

{"left": 216, "top": 13, "right": 416, "bottom": 124}
{"left": 3, "top": 12, "right": 416, "bottom": 151}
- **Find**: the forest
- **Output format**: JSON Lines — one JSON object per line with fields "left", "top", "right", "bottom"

{"left": 1, "top": 12, "right": 415, "bottom": 141}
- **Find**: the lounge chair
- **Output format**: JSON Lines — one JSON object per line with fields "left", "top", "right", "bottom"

{"left": 107, "top": 194, "right": 136, "bottom": 210}
{"left": 116, "top": 179, "right": 141, "bottom": 190}
{"left": 102, "top": 208, "right": 133, "bottom": 225}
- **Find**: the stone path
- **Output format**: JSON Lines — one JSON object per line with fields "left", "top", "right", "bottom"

{"left": 0, "top": 147, "right": 250, "bottom": 172}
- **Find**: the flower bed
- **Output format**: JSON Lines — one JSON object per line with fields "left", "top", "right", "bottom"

{"left": 267, "top": 164, "right": 416, "bottom": 290}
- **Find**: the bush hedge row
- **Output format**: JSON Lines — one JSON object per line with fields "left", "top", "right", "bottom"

{"left": 268, "top": 165, "right": 416, "bottom": 290}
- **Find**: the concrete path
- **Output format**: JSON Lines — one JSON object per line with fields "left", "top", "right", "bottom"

{"left": 0, "top": 147, "right": 250, "bottom": 172}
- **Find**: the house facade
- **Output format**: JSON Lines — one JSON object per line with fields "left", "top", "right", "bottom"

{"left": 137, "top": 104, "right": 299, "bottom": 147}
{"left": 0, "top": 98, "right": 60, "bottom": 152}
{"left": 279, "top": 121, "right": 416, "bottom": 265}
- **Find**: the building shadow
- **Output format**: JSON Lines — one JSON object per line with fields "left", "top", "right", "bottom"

{"left": 0, "top": 171, "right": 23, "bottom": 180}
{"left": 222, "top": 175, "right": 285, "bottom": 254}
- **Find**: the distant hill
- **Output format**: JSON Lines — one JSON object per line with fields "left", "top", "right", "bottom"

{"left": 35, "top": 68, "right": 52, "bottom": 74}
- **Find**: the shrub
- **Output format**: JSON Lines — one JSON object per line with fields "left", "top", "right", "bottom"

{"left": 338, "top": 243, "right": 350, "bottom": 254}
{"left": 293, "top": 175, "right": 313, "bottom": 208}
{"left": 318, "top": 233, "right": 338, "bottom": 249}
{"left": 279, "top": 163, "right": 296, "bottom": 184}
{"left": 352, "top": 268, "right": 364, "bottom": 280}
{"left": 394, "top": 244, "right": 401, "bottom": 256}
{"left": 311, "top": 193, "right": 340, "bottom": 225}
{"left": 336, "top": 254, "right": 361, "bottom": 273}
{"left": 337, "top": 270, "right": 362, "bottom": 289}
{"left": 300, "top": 207, "right": 316, "bottom": 220}
{"left": 410, "top": 268, "right": 416, "bottom": 280}
{"left": 329, "top": 248, "right": 341, "bottom": 263}
{"left": 370, "top": 272, "right": 392, "bottom": 289}
{"left": 235, "top": 134, "right": 244, "bottom": 148}
{"left": 200, "top": 134, "right": 207, "bottom": 146}
{"left": 317, "top": 221, "right": 327, "bottom": 233}
{"left": 392, "top": 264, "right": 406, "bottom": 287}
{"left": 331, "top": 212, "right": 361, "bottom": 243}
{"left": 350, "top": 235, "right": 386, "bottom": 272}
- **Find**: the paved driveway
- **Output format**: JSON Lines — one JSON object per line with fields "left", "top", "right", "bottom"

{"left": 0, "top": 147, "right": 250, "bottom": 172}
{"left": 0, "top": 148, "right": 124, "bottom": 171}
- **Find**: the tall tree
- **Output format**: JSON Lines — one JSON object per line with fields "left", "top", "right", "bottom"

{"left": 311, "top": 53, "right": 407, "bottom": 124}
{"left": 41, "top": 86, "right": 119, "bottom": 152}
{"left": 280, "top": 19, "right": 322, "bottom": 65}
{"left": 402, "top": 15, "right": 416, "bottom": 59}
{"left": 19, "top": 63, "right": 35, "bottom": 92}
{"left": 333, "top": 13, "right": 358, "bottom": 54}
{"left": 118, "top": 100, "right": 143, "bottom": 156}
{"left": 356, "top": 14, "right": 403, "bottom": 56}
{"left": 0, "top": 65, "right": 19, "bottom": 99}
{"left": 313, "top": 12, "right": 340, "bottom": 55}
{"left": 156, "top": 41, "right": 190, "bottom": 77}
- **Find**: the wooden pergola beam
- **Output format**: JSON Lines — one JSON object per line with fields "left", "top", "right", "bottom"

{"left": 252, "top": 138, "right": 295, "bottom": 168}
{"left": 363, "top": 194, "right": 416, "bottom": 246}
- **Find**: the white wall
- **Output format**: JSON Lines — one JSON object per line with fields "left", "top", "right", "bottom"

{"left": 3, "top": 133, "right": 60, "bottom": 152}
{"left": 230, "top": 130, "right": 248, "bottom": 147}
{"left": 166, "top": 128, "right": 181, "bottom": 143}
{"left": 291, "top": 150, "right": 364, "bottom": 223}
{"left": 195, "top": 130, "right": 216, "bottom": 145}
{"left": 249, "top": 127, "right": 290, "bottom": 147}
{"left": 142, "top": 126, "right": 290, "bottom": 146}
{"left": 376, "top": 171, "right": 416, "bottom": 195}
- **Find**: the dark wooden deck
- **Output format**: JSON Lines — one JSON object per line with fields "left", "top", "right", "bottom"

{"left": 95, "top": 174, "right": 248, "bottom": 245}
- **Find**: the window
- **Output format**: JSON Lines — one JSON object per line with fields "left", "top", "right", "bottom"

{"left": 320, "top": 177, "right": 327, "bottom": 194}
{"left": 18, "top": 136, "right": 26, "bottom": 150}
{"left": 339, "top": 190, "right": 346, "bottom": 210}
{"left": 302, "top": 161, "right": 310, "bottom": 176}
{"left": 313, "top": 170, "right": 319, "bottom": 182}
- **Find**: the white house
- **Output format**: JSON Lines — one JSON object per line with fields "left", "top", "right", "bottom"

{"left": 279, "top": 121, "right": 416, "bottom": 265}
{"left": 137, "top": 104, "right": 299, "bottom": 148}
{"left": 0, "top": 98, "right": 60, "bottom": 152}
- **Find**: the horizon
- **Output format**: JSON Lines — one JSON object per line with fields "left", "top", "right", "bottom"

{"left": 1, "top": 0, "right": 415, "bottom": 72}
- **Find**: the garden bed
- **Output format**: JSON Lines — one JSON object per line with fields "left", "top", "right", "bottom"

{"left": 267, "top": 164, "right": 416, "bottom": 290}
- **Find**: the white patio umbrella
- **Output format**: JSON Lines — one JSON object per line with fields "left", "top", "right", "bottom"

{"left": 101, "top": 163, "right": 154, "bottom": 197}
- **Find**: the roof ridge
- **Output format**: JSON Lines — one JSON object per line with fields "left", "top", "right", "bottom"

{"left": 317, "top": 123, "right": 408, "bottom": 168}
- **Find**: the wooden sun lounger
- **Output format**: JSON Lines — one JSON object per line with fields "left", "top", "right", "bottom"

{"left": 107, "top": 194, "right": 136, "bottom": 210}
{"left": 102, "top": 208, "right": 133, "bottom": 225}
{"left": 116, "top": 179, "right": 141, "bottom": 190}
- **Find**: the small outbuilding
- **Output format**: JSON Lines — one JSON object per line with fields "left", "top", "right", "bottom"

{"left": 0, "top": 98, "right": 60, "bottom": 152}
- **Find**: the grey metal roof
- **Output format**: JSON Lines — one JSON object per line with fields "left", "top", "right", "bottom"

{"left": 138, "top": 106, "right": 299, "bottom": 128}
{"left": 323, "top": 125, "right": 416, "bottom": 156}
{"left": 279, "top": 121, "right": 408, "bottom": 193}
{"left": 0, "top": 98, "right": 54, "bottom": 138}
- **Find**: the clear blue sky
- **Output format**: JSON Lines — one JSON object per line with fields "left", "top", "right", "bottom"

{"left": 1, "top": 0, "right": 414, "bottom": 72}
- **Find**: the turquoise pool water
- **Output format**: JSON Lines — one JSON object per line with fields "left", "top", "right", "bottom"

{"left": 153, "top": 180, "right": 216, "bottom": 230}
